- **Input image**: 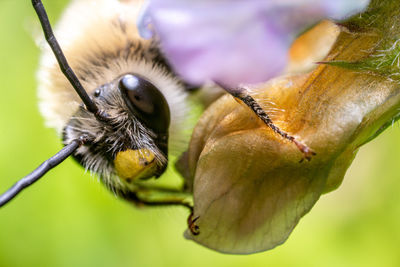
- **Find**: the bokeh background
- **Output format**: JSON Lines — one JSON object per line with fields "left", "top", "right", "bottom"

{"left": 0, "top": 1, "right": 400, "bottom": 266}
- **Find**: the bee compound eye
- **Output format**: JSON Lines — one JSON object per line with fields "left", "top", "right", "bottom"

{"left": 118, "top": 74, "right": 170, "bottom": 134}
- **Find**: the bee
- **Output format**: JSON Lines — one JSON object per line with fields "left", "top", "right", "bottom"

{"left": 0, "top": 0, "right": 201, "bottom": 208}
{"left": 39, "top": 0, "right": 189, "bottom": 194}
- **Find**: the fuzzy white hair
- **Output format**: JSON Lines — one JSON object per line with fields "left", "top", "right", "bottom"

{"left": 37, "top": 0, "right": 190, "bottom": 154}
{"left": 36, "top": 0, "right": 193, "bottom": 193}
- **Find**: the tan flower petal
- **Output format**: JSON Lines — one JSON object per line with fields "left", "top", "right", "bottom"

{"left": 183, "top": 22, "right": 400, "bottom": 253}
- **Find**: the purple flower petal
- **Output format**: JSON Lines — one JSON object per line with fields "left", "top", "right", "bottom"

{"left": 139, "top": 0, "right": 370, "bottom": 87}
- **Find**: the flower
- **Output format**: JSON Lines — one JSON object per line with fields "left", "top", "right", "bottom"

{"left": 138, "top": 0, "right": 369, "bottom": 87}
{"left": 177, "top": 2, "right": 400, "bottom": 252}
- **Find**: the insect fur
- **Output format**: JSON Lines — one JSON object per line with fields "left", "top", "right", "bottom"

{"left": 37, "top": 0, "right": 195, "bottom": 202}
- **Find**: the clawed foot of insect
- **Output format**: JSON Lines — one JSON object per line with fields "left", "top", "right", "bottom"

{"left": 293, "top": 139, "right": 317, "bottom": 162}
{"left": 188, "top": 212, "right": 200, "bottom": 236}
{"left": 215, "top": 82, "right": 316, "bottom": 161}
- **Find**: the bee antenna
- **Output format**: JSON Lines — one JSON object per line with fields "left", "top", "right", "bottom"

{"left": 0, "top": 136, "right": 88, "bottom": 208}
{"left": 32, "top": 0, "right": 109, "bottom": 121}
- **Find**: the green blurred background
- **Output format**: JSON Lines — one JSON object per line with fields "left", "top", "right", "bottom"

{"left": 0, "top": 1, "right": 400, "bottom": 266}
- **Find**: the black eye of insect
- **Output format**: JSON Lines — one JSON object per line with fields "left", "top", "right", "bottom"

{"left": 119, "top": 74, "right": 170, "bottom": 134}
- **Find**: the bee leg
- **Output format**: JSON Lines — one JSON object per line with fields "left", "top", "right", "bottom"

{"left": 122, "top": 185, "right": 200, "bottom": 235}
{"left": 187, "top": 211, "right": 200, "bottom": 236}
{"left": 121, "top": 185, "right": 193, "bottom": 210}
{"left": 217, "top": 83, "right": 316, "bottom": 161}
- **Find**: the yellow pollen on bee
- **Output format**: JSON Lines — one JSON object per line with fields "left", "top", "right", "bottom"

{"left": 114, "top": 149, "right": 157, "bottom": 182}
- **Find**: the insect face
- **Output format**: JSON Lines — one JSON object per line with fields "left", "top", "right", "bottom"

{"left": 37, "top": 0, "right": 191, "bottom": 197}
{"left": 63, "top": 73, "right": 170, "bottom": 194}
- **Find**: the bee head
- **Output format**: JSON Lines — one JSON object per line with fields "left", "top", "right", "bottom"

{"left": 0, "top": 0, "right": 195, "bottom": 207}
{"left": 34, "top": 0, "right": 194, "bottom": 198}
{"left": 63, "top": 73, "right": 171, "bottom": 193}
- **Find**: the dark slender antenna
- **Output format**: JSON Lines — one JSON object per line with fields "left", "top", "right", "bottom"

{"left": 0, "top": 137, "right": 87, "bottom": 207}
{"left": 0, "top": 1, "right": 103, "bottom": 208}
{"left": 31, "top": 0, "right": 103, "bottom": 117}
